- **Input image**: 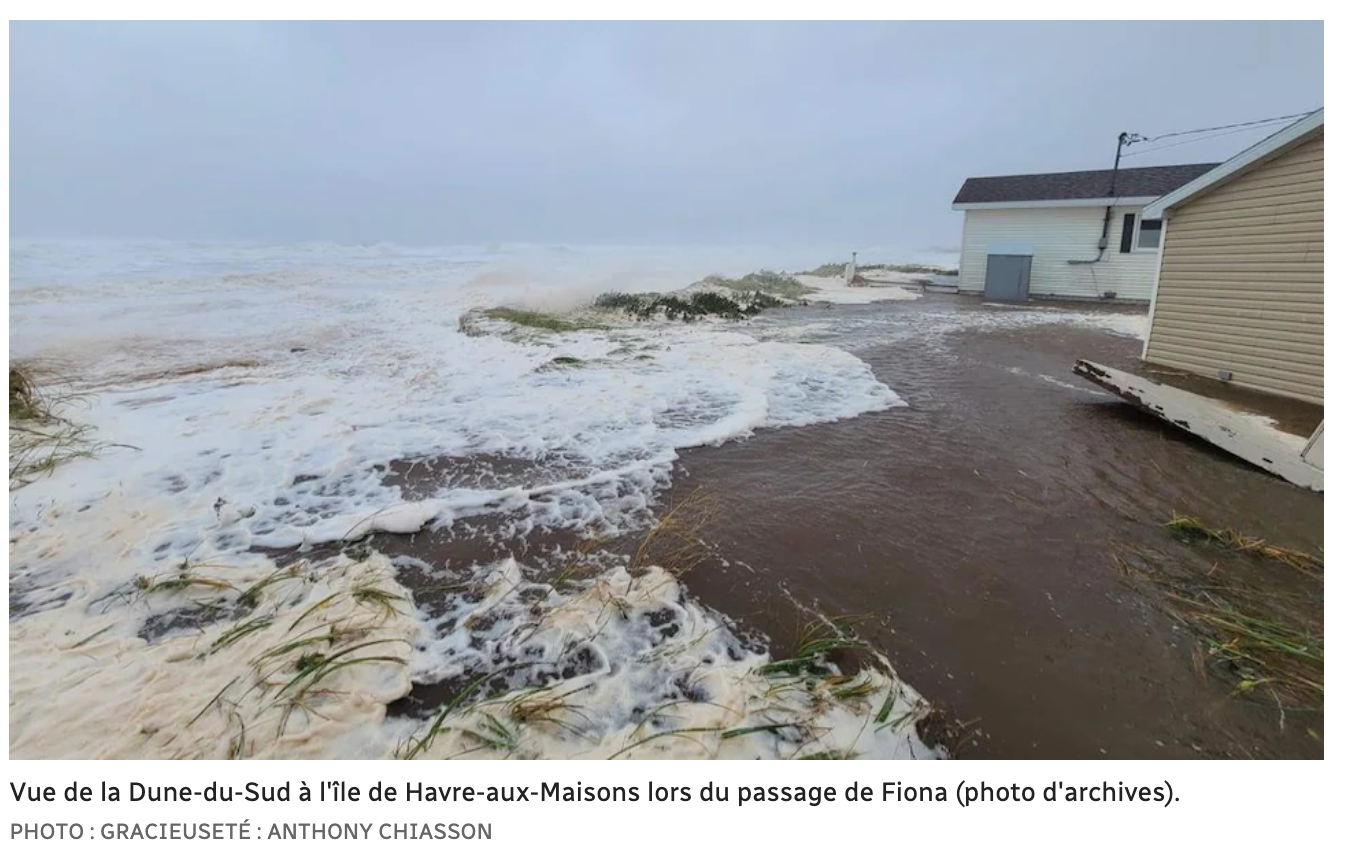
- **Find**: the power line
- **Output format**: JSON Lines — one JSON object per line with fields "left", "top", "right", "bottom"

{"left": 1120, "top": 120, "right": 1297, "bottom": 159}
{"left": 1140, "top": 110, "right": 1317, "bottom": 143}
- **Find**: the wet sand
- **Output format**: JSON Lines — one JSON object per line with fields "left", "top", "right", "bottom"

{"left": 361, "top": 295, "right": 1322, "bottom": 759}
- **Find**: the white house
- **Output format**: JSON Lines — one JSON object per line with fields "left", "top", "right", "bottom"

{"left": 951, "top": 163, "right": 1217, "bottom": 302}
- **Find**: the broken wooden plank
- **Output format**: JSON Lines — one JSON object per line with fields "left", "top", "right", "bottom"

{"left": 1073, "top": 359, "right": 1323, "bottom": 492}
{"left": 1302, "top": 421, "right": 1324, "bottom": 469}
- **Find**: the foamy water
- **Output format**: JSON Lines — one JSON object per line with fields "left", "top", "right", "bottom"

{"left": 10, "top": 239, "right": 955, "bottom": 759}
{"left": 11, "top": 239, "right": 1146, "bottom": 760}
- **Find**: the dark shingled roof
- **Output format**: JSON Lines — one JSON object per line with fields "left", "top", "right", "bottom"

{"left": 953, "top": 163, "right": 1220, "bottom": 206}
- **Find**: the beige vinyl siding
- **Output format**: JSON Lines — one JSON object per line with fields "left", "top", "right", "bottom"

{"left": 1145, "top": 132, "right": 1323, "bottom": 404}
{"left": 958, "top": 205, "right": 1159, "bottom": 300}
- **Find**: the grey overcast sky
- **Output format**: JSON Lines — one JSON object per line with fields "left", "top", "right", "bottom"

{"left": 10, "top": 20, "right": 1324, "bottom": 248}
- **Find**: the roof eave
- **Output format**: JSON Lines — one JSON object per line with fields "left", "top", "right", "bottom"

{"left": 1143, "top": 109, "right": 1325, "bottom": 219}
{"left": 953, "top": 196, "right": 1157, "bottom": 211}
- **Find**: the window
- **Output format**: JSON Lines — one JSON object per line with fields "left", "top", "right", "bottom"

{"left": 1137, "top": 218, "right": 1163, "bottom": 250}
{"left": 1120, "top": 214, "right": 1137, "bottom": 253}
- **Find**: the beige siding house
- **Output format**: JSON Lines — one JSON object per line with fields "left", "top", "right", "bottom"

{"left": 1141, "top": 110, "right": 1324, "bottom": 404}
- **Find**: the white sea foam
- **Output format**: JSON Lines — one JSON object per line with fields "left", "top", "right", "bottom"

{"left": 10, "top": 239, "right": 931, "bottom": 759}
{"left": 1005, "top": 366, "right": 1111, "bottom": 397}
{"left": 751, "top": 301, "right": 1149, "bottom": 351}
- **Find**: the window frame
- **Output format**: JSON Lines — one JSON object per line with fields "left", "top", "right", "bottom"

{"left": 1135, "top": 217, "right": 1164, "bottom": 252}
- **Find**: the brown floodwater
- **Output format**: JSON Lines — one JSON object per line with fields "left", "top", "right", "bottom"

{"left": 357, "top": 295, "right": 1323, "bottom": 759}
{"left": 664, "top": 296, "right": 1324, "bottom": 759}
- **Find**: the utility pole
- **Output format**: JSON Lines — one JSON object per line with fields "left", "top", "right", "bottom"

{"left": 1107, "top": 132, "right": 1145, "bottom": 196}
{"left": 1075, "top": 131, "right": 1145, "bottom": 266}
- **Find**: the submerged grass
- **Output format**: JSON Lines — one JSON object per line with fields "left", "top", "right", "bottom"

{"left": 1117, "top": 522, "right": 1324, "bottom": 710}
{"left": 1165, "top": 515, "right": 1323, "bottom": 578}
{"left": 627, "top": 489, "right": 717, "bottom": 576}
{"left": 760, "top": 616, "right": 868, "bottom": 677}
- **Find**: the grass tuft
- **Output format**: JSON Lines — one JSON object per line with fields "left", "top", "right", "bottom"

{"left": 352, "top": 585, "right": 406, "bottom": 619}
{"left": 1117, "top": 531, "right": 1323, "bottom": 709}
{"left": 795, "top": 262, "right": 848, "bottom": 277}
{"left": 858, "top": 263, "right": 958, "bottom": 277}
{"left": 593, "top": 272, "right": 811, "bottom": 323}
{"left": 702, "top": 270, "right": 816, "bottom": 300}
{"left": 211, "top": 616, "right": 275, "bottom": 653}
{"left": 136, "top": 571, "right": 238, "bottom": 595}
{"left": 545, "top": 356, "right": 586, "bottom": 368}
{"left": 628, "top": 489, "right": 717, "bottom": 575}
{"left": 760, "top": 616, "right": 868, "bottom": 678}
{"left": 482, "top": 308, "right": 597, "bottom": 333}
{"left": 9, "top": 363, "right": 114, "bottom": 489}
{"left": 1165, "top": 515, "right": 1323, "bottom": 577}
{"left": 10, "top": 366, "right": 46, "bottom": 422}
{"left": 595, "top": 289, "right": 788, "bottom": 322}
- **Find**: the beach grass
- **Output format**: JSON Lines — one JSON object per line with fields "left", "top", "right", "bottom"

{"left": 702, "top": 270, "right": 815, "bottom": 300}
{"left": 10, "top": 365, "right": 46, "bottom": 422}
{"left": 594, "top": 288, "right": 789, "bottom": 322}
{"left": 796, "top": 262, "right": 848, "bottom": 277}
{"left": 796, "top": 262, "right": 958, "bottom": 278}
{"left": 135, "top": 570, "right": 239, "bottom": 596}
{"left": 546, "top": 355, "right": 586, "bottom": 367}
{"left": 1116, "top": 524, "right": 1324, "bottom": 710}
{"left": 9, "top": 363, "right": 110, "bottom": 489}
{"left": 1164, "top": 515, "right": 1323, "bottom": 578}
{"left": 481, "top": 307, "right": 597, "bottom": 333}
{"left": 859, "top": 263, "right": 959, "bottom": 277}
{"left": 760, "top": 616, "right": 868, "bottom": 678}
{"left": 627, "top": 489, "right": 717, "bottom": 575}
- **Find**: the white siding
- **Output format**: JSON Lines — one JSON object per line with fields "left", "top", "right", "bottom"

{"left": 958, "top": 205, "right": 1160, "bottom": 301}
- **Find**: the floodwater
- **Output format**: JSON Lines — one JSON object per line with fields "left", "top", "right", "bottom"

{"left": 668, "top": 297, "right": 1325, "bottom": 759}
{"left": 370, "top": 295, "right": 1324, "bottom": 759}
